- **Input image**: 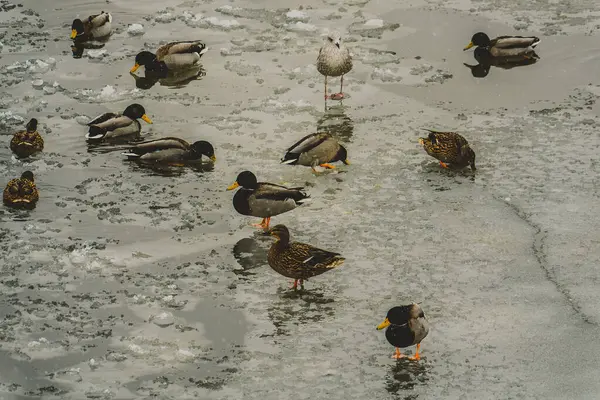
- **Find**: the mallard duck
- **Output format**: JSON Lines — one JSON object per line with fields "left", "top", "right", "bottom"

{"left": 377, "top": 304, "right": 429, "bottom": 360}
{"left": 281, "top": 132, "right": 350, "bottom": 172}
{"left": 86, "top": 104, "right": 152, "bottom": 141}
{"left": 10, "top": 118, "right": 44, "bottom": 158}
{"left": 226, "top": 171, "right": 310, "bottom": 230}
{"left": 418, "top": 129, "right": 476, "bottom": 171}
{"left": 267, "top": 224, "right": 345, "bottom": 290}
{"left": 71, "top": 12, "right": 112, "bottom": 41}
{"left": 122, "top": 137, "right": 215, "bottom": 164}
{"left": 463, "top": 32, "right": 540, "bottom": 57}
{"left": 3, "top": 171, "right": 39, "bottom": 209}
{"left": 317, "top": 32, "right": 352, "bottom": 100}
{"left": 130, "top": 41, "right": 208, "bottom": 75}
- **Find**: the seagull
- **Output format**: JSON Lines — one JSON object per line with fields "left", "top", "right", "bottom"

{"left": 316, "top": 32, "right": 353, "bottom": 101}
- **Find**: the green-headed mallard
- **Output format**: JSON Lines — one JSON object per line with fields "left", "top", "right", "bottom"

{"left": 418, "top": 129, "right": 476, "bottom": 171}
{"left": 377, "top": 304, "right": 429, "bottom": 360}
{"left": 226, "top": 171, "right": 310, "bottom": 230}
{"left": 3, "top": 171, "right": 39, "bottom": 209}
{"left": 130, "top": 41, "right": 208, "bottom": 75}
{"left": 10, "top": 118, "right": 44, "bottom": 158}
{"left": 463, "top": 32, "right": 540, "bottom": 57}
{"left": 71, "top": 12, "right": 112, "bottom": 41}
{"left": 267, "top": 224, "right": 344, "bottom": 290}
{"left": 281, "top": 132, "right": 350, "bottom": 172}
{"left": 317, "top": 32, "right": 352, "bottom": 100}
{"left": 86, "top": 104, "right": 152, "bottom": 141}
{"left": 122, "top": 137, "right": 215, "bottom": 165}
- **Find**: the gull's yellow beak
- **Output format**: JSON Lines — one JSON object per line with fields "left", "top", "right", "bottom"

{"left": 376, "top": 318, "right": 390, "bottom": 330}
{"left": 210, "top": 155, "right": 216, "bottom": 162}
{"left": 130, "top": 63, "right": 140, "bottom": 73}
{"left": 141, "top": 114, "right": 153, "bottom": 124}
{"left": 463, "top": 42, "right": 474, "bottom": 51}
{"left": 70, "top": 29, "right": 78, "bottom": 39}
{"left": 227, "top": 181, "right": 239, "bottom": 191}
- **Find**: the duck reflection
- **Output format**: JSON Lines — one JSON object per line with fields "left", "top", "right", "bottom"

{"left": 385, "top": 359, "right": 429, "bottom": 395}
{"left": 232, "top": 237, "right": 268, "bottom": 278}
{"left": 265, "top": 291, "right": 335, "bottom": 337}
{"left": 316, "top": 104, "right": 354, "bottom": 142}
{"left": 464, "top": 47, "right": 539, "bottom": 78}
{"left": 70, "top": 41, "right": 106, "bottom": 59}
{"left": 129, "top": 66, "right": 206, "bottom": 90}
{"left": 125, "top": 158, "right": 215, "bottom": 177}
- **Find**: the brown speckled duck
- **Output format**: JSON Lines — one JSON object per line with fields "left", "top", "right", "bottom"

{"left": 419, "top": 129, "right": 476, "bottom": 171}
{"left": 10, "top": 118, "right": 44, "bottom": 158}
{"left": 377, "top": 304, "right": 429, "bottom": 361}
{"left": 3, "top": 171, "right": 39, "bottom": 209}
{"left": 267, "top": 224, "right": 345, "bottom": 290}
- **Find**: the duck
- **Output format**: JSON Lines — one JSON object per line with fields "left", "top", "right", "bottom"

{"left": 317, "top": 32, "right": 353, "bottom": 100}
{"left": 86, "top": 104, "right": 152, "bottom": 141}
{"left": 267, "top": 224, "right": 345, "bottom": 290}
{"left": 226, "top": 171, "right": 310, "bottom": 230}
{"left": 71, "top": 11, "right": 112, "bottom": 41}
{"left": 3, "top": 171, "right": 39, "bottom": 209}
{"left": 281, "top": 132, "right": 350, "bottom": 172}
{"left": 418, "top": 129, "right": 476, "bottom": 171}
{"left": 463, "top": 32, "right": 540, "bottom": 58}
{"left": 376, "top": 304, "right": 429, "bottom": 360}
{"left": 130, "top": 41, "right": 208, "bottom": 75}
{"left": 122, "top": 137, "right": 215, "bottom": 165}
{"left": 10, "top": 118, "right": 44, "bottom": 158}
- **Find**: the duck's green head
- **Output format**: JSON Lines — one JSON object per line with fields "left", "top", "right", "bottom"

{"left": 335, "top": 145, "right": 350, "bottom": 165}
{"left": 464, "top": 32, "right": 490, "bottom": 50}
{"left": 123, "top": 104, "right": 152, "bottom": 124}
{"left": 131, "top": 51, "right": 157, "bottom": 73}
{"left": 377, "top": 305, "right": 420, "bottom": 330}
{"left": 191, "top": 141, "right": 216, "bottom": 162}
{"left": 227, "top": 171, "right": 257, "bottom": 190}
{"left": 71, "top": 19, "right": 84, "bottom": 39}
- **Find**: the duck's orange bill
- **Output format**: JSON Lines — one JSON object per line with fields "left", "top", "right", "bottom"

{"left": 227, "top": 181, "right": 239, "bottom": 191}
{"left": 70, "top": 29, "right": 78, "bottom": 39}
{"left": 141, "top": 114, "right": 153, "bottom": 124}
{"left": 130, "top": 63, "right": 140, "bottom": 73}
{"left": 376, "top": 318, "right": 390, "bottom": 330}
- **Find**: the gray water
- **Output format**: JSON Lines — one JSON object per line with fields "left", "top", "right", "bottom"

{"left": 1, "top": 0, "right": 600, "bottom": 399}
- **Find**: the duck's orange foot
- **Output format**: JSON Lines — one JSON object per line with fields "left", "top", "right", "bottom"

{"left": 329, "top": 93, "right": 344, "bottom": 100}
{"left": 319, "top": 163, "right": 336, "bottom": 169}
{"left": 407, "top": 354, "right": 421, "bottom": 361}
{"left": 439, "top": 161, "right": 449, "bottom": 169}
{"left": 291, "top": 279, "right": 304, "bottom": 290}
{"left": 391, "top": 348, "right": 405, "bottom": 359}
{"left": 251, "top": 217, "right": 271, "bottom": 230}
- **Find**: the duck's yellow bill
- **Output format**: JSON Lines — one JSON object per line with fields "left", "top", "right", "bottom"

{"left": 463, "top": 42, "right": 474, "bottom": 51}
{"left": 70, "top": 29, "right": 78, "bottom": 39}
{"left": 141, "top": 114, "right": 153, "bottom": 124}
{"left": 376, "top": 318, "right": 390, "bottom": 330}
{"left": 344, "top": 159, "right": 351, "bottom": 165}
{"left": 210, "top": 155, "right": 217, "bottom": 162}
{"left": 418, "top": 138, "right": 425, "bottom": 145}
{"left": 227, "top": 181, "right": 239, "bottom": 191}
{"left": 130, "top": 64, "right": 140, "bottom": 73}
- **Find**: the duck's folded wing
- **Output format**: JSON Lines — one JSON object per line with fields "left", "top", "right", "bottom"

{"left": 88, "top": 112, "right": 118, "bottom": 126}
{"left": 131, "top": 137, "right": 189, "bottom": 154}
{"left": 285, "top": 133, "right": 329, "bottom": 154}
{"left": 254, "top": 183, "right": 307, "bottom": 201}
{"left": 157, "top": 41, "right": 207, "bottom": 59}
{"left": 137, "top": 148, "right": 188, "bottom": 162}
{"left": 493, "top": 36, "right": 540, "bottom": 48}
{"left": 90, "top": 115, "right": 134, "bottom": 130}
{"left": 162, "top": 53, "right": 201, "bottom": 69}
{"left": 297, "top": 244, "right": 343, "bottom": 268}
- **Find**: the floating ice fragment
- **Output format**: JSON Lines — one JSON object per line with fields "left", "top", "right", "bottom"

{"left": 32, "top": 79, "right": 44, "bottom": 89}
{"left": 176, "top": 349, "right": 195, "bottom": 362}
{"left": 364, "top": 19, "right": 384, "bottom": 27}
{"left": 127, "top": 24, "right": 144, "bottom": 36}
{"left": 371, "top": 67, "right": 403, "bottom": 82}
{"left": 76, "top": 115, "right": 90, "bottom": 125}
{"left": 286, "top": 22, "right": 317, "bottom": 32}
{"left": 151, "top": 311, "right": 174, "bottom": 327}
{"left": 204, "top": 16, "right": 240, "bottom": 28}
{"left": 286, "top": 10, "right": 309, "bottom": 22}
{"left": 155, "top": 12, "right": 176, "bottom": 23}
{"left": 87, "top": 49, "right": 107, "bottom": 59}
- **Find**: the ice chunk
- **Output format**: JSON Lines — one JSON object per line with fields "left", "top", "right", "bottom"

{"left": 286, "top": 10, "right": 309, "bottom": 22}
{"left": 127, "top": 24, "right": 145, "bottom": 36}
{"left": 32, "top": 79, "right": 44, "bottom": 89}
{"left": 151, "top": 311, "right": 174, "bottom": 327}
{"left": 286, "top": 22, "right": 317, "bottom": 32}
{"left": 365, "top": 19, "right": 384, "bottom": 27}
{"left": 87, "top": 49, "right": 107, "bottom": 59}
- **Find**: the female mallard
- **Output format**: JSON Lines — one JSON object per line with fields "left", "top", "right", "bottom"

{"left": 267, "top": 224, "right": 344, "bottom": 290}
{"left": 130, "top": 41, "right": 208, "bottom": 75}
{"left": 377, "top": 304, "right": 429, "bottom": 360}
{"left": 463, "top": 32, "right": 540, "bottom": 57}
{"left": 418, "top": 129, "right": 476, "bottom": 171}
{"left": 86, "top": 104, "right": 152, "bottom": 141}
{"left": 317, "top": 32, "right": 352, "bottom": 100}
{"left": 281, "top": 132, "right": 350, "bottom": 172}
{"left": 3, "top": 171, "right": 39, "bottom": 209}
{"left": 10, "top": 118, "right": 44, "bottom": 158}
{"left": 71, "top": 12, "right": 112, "bottom": 41}
{"left": 122, "top": 137, "right": 215, "bottom": 164}
{"left": 226, "top": 171, "right": 309, "bottom": 230}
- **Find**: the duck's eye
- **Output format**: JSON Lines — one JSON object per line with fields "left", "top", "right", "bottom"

{"left": 9, "top": 186, "right": 18, "bottom": 194}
